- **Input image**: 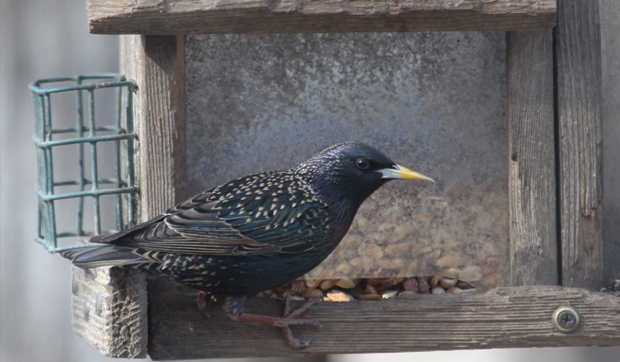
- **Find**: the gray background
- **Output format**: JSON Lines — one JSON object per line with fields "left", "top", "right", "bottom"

{"left": 1, "top": 1, "right": 619, "bottom": 362}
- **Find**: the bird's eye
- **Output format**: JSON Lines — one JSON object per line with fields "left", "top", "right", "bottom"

{"left": 356, "top": 157, "right": 370, "bottom": 170}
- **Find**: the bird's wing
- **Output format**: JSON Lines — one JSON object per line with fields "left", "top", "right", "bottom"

{"left": 106, "top": 172, "right": 335, "bottom": 256}
{"left": 89, "top": 191, "right": 212, "bottom": 245}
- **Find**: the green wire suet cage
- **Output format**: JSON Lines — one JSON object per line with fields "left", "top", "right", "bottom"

{"left": 30, "top": 74, "right": 139, "bottom": 253}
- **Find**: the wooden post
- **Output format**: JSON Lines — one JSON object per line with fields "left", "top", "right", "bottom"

{"left": 507, "top": 30, "right": 557, "bottom": 286}
{"left": 555, "top": 0, "right": 604, "bottom": 289}
{"left": 136, "top": 35, "right": 187, "bottom": 218}
{"left": 71, "top": 266, "right": 148, "bottom": 358}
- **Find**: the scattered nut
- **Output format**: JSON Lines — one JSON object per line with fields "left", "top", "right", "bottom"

{"left": 335, "top": 278, "right": 357, "bottom": 289}
{"left": 291, "top": 280, "right": 306, "bottom": 295}
{"left": 320, "top": 279, "right": 336, "bottom": 291}
{"left": 348, "top": 286, "right": 365, "bottom": 298}
{"left": 417, "top": 277, "right": 430, "bottom": 294}
{"left": 403, "top": 277, "right": 420, "bottom": 292}
{"left": 440, "top": 277, "right": 457, "bottom": 289}
{"left": 382, "top": 290, "right": 399, "bottom": 299}
{"left": 365, "top": 284, "right": 378, "bottom": 295}
{"left": 325, "top": 291, "right": 352, "bottom": 302}
{"left": 358, "top": 294, "right": 383, "bottom": 301}
{"left": 367, "top": 278, "right": 393, "bottom": 290}
{"left": 305, "top": 279, "right": 322, "bottom": 290}
{"left": 258, "top": 271, "right": 480, "bottom": 301}
{"left": 457, "top": 280, "right": 475, "bottom": 289}
{"left": 441, "top": 268, "right": 461, "bottom": 279}
{"left": 303, "top": 288, "right": 325, "bottom": 299}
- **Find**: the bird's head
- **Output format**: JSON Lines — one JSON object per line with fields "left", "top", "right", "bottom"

{"left": 298, "top": 142, "right": 434, "bottom": 221}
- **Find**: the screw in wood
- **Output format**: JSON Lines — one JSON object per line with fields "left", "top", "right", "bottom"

{"left": 552, "top": 306, "right": 580, "bottom": 333}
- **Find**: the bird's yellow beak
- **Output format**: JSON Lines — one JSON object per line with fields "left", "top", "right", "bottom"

{"left": 378, "top": 164, "right": 435, "bottom": 182}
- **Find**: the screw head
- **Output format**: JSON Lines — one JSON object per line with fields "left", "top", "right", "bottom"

{"left": 552, "top": 306, "right": 580, "bottom": 333}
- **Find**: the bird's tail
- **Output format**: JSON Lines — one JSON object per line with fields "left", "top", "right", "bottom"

{"left": 60, "top": 245, "right": 149, "bottom": 269}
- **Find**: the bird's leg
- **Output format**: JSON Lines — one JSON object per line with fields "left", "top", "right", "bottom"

{"left": 284, "top": 295, "right": 322, "bottom": 319}
{"left": 223, "top": 294, "right": 323, "bottom": 349}
{"left": 196, "top": 291, "right": 210, "bottom": 317}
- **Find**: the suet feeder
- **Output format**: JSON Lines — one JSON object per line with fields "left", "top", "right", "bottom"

{"left": 30, "top": 75, "right": 138, "bottom": 253}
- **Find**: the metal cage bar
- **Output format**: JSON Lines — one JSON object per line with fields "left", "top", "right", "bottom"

{"left": 30, "top": 74, "right": 139, "bottom": 253}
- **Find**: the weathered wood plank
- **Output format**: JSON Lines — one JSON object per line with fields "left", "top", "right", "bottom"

{"left": 600, "top": 0, "right": 620, "bottom": 285}
{"left": 137, "top": 35, "right": 187, "bottom": 218}
{"left": 555, "top": 0, "right": 604, "bottom": 289}
{"left": 88, "top": 0, "right": 556, "bottom": 34}
{"left": 71, "top": 266, "right": 148, "bottom": 358}
{"left": 147, "top": 281, "right": 620, "bottom": 359}
{"left": 507, "top": 31, "right": 557, "bottom": 286}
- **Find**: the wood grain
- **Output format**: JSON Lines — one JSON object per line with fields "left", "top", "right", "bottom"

{"left": 507, "top": 31, "right": 557, "bottom": 286}
{"left": 555, "top": 0, "right": 604, "bottom": 289}
{"left": 71, "top": 266, "right": 148, "bottom": 358}
{"left": 137, "top": 35, "right": 187, "bottom": 218}
{"left": 88, "top": 0, "right": 556, "bottom": 34}
{"left": 147, "top": 280, "right": 620, "bottom": 359}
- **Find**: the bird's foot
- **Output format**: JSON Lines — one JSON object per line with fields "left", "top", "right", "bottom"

{"left": 196, "top": 291, "right": 211, "bottom": 317}
{"left": 227, "top": 295, "right": 323, "bottom": 349}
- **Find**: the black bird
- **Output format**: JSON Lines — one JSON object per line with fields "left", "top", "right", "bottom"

{"left": 62, "top": 142, "right": 433, "bottom": 348}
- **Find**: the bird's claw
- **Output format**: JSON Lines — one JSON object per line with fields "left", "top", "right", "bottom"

{"left": 283, "top": 326, "right": 312, "bottom": 349}
{"left": 279, "top": 295, "right": 322, "bottom": 348}
{"left": 224, "top": 294, "right": 322, "bottom": 349}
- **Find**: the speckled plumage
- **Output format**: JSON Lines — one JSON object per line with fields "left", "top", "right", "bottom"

{"left": 63, "top": 142, "right": 433, "bottom": 348}
{"left": 65, "top": 143, "right": 433, "bottom": 293}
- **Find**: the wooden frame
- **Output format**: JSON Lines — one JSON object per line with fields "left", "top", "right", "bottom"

{"left": 87, "top": 0, "right": 556, "bottom": 34}
{"left": 507, "top": 30, "right": 557, "bottom": 287}
{"left": 69, "top": 0, "right": 619, "bottom": 359}
{"left": 147, "top": 284, "right": 620, "bottom": 359}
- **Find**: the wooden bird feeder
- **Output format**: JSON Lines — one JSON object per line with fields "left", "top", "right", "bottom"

{"left": 69, "top": 0, "right": 620, "bottom": 359}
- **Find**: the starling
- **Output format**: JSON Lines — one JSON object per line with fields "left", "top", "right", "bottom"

{"left": 62, "top": 142, "right": 433, "bottom": 348}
